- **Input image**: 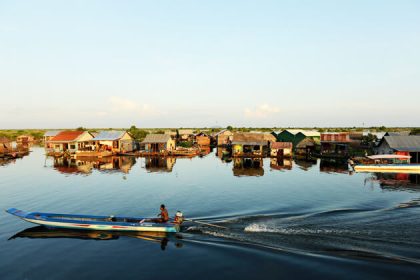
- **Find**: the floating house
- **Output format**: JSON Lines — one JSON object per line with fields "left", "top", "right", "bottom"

{"left": 142, "top": 134, "right": 176, "bottom": 154}
{"left": 48, "top": 131, "right": 94, "bottom": 154}
{"left": 320, "top": 132, "right": 351, "bottom": 157}
{"left": 0, "top": 137, "right": 12, "bottom": 154}
{"left": 195, "top": 132, "right": 211, "bottom": 146}
{"left": 231, "top": 133, "right": 271, "bottom": 157}
{"left": 270, "top": 142, "right": 293, "bottom": 157}
{"left": 178, "top": 129, "right": 195, "bottom": 141}
{"left": 214, "top": 130, "right": 233, "bottom": 146}
{"left": 43, "top": 131, "right": 62, "bottom": 148}
{"left": 92, "top": 131, "right": 135, "bottom": 154}
{"left": 273, "top": 130, "right": 320, "bottom": 148}
{"left": 295, "top": 138, "right": 316, "bottom": 156}
{"left": 375, "top": 136, "right": 420, "bottom": 164}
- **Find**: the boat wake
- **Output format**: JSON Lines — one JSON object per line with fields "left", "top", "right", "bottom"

{"left": 186, "top": 199, "right": 420, "bottom": 265}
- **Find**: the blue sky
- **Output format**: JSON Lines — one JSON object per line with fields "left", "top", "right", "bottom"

{"left": 0, "top": 0, "right": 419, "bottom": 128}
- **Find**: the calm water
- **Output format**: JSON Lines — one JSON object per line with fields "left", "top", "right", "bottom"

{"left": 1, "top": 147, "right": 420, "bottom": 279}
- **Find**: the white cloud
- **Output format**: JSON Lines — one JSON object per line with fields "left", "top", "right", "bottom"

{"left": 244, "top": 104, "right": 280, "bottom": 118}
{"left": 107, "top": 96, "right": 163, "bottom": 117}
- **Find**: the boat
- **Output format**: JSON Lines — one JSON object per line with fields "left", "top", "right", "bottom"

{"left": 354, "top": 155, "right": 420, "bottom": 174}
{"left": 6, "top": 208, "right": 182, "bottom": 233}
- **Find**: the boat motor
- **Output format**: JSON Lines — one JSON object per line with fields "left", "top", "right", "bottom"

{"left": 174, "top": 211, "right": 184, "bottom": 224}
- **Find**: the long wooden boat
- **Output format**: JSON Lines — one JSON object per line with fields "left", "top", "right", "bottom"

{"left": 354, "top": 164, "right": 420, "bottom": 174}
{"left": 6, "top": 208, "right": 181, "bottom": 233}
{"left": 353, "top": 154, "right": 420, "bottom": 174}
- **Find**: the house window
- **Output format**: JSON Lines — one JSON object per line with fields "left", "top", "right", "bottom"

{"left": 70, "top": 144, "right": 76, "bottom": 149}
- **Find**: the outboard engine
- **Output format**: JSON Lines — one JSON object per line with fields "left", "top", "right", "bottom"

{"left": 174, "top": 211, "right": 184, "bottom": 224}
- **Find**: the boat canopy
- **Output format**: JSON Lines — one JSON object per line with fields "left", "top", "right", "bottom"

{"left": 367, "top": 154, "right": 411, "bottom": 160}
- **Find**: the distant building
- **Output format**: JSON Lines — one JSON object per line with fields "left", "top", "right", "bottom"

{"left": 16, "top": 135, "right": 34, "bottom": 144}
{"left": 375, "top": 136, "right": 420, "bottom": 163}
{"left": 178, "top": 129, "right": 195, "bottom": 141}
{"left": 274, "top": 130, "right": 320, "bottom": 147}
{"left": 270, "top": 142, "right": 293, "bottom": 157}
{"left": 92, "top": 131, "right": 135, "bottom": 153}
{"left": 231, "top": 133, "right": 270, "bottom": 157}
{"left": 295, "top": 137, "right": 316, "bottom": 156}
{"left": 214, "top": 130, "right": 233, "bottom": 146}
{"left": 320, "top": 132, "right": 351, "bottom": 157}
{"left": 142, "top": 134, "right": 176, "bottom": 153}
{"left": 195, "top": 132, "right": 211, "bottom": 146}
{"left": 0, "top": 137, "right": 12, "bottom": 154}
{"left": 48, "top": 131, "right": 94, "bottom": 154}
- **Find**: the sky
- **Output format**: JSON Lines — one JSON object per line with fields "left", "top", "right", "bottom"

{"left": 0, "top": 0, "right": 419, "bottom": 129}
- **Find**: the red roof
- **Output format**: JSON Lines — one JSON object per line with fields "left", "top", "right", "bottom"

{"left": 50, "top": 131, "right": 85, "bottom": 142}
{"left": 271, "top": 142, "right": 293, "bottom": 149}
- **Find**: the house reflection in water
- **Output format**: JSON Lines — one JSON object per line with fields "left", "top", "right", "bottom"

{"left": 270, "top": 158, "right": 292, "bottom": 171}
{"left": 144, "top": 157, "right": 176, "bottom": 173}
{"left": 216, "top": 147, "right": 232, "bottom": 163}
{"left": 373, "top": 173, "right": 420, "bottom": 191}
{"left": 319, "top": 159, "right": 350, "bottom": 175}
{"left": 233, "top": 158, "right": 264, "bottom": 177}
{"left": 294, "top": 157, "right": 317, "bottom": 171}
{"left": 53, "top": 156, "right": 136, "bottom": 175}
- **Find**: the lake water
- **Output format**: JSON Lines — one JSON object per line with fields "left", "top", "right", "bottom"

{"left": 1, "top": 147, "right": 420, "bottom": 279}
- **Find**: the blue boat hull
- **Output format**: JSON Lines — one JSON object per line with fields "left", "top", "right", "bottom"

{"left": 6, "top": 208, "right": 180, "bottom": 233}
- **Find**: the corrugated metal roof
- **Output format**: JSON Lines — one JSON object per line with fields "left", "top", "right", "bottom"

{"left": 232, "top": 133, "right": 268, "bottom": 146}
{"left": 384, "top": 136, "right": 420, "bottom": 152}
{"left": 44, "top": 130, "right": 62, "bottom": 137}
{"left": 271, "top": 142, "right": 293, "bottom": 149}
{"left": 50, "top": 131, "right": 85, "bottom": 142}
{"left": 93, "top": 130, "right": 126, "bottom": 141}
{"left": 142, "top": 134, "right": 171, "bottom": 143}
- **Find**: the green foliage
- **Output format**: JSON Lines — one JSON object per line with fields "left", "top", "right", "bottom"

{"left": 177, "top": 141, "right": 193, "bottom": 148}
{"left": 409, "top": 128, "right": 420, "bottom": 135}
{"left": 128, "top": 125, "right": 148, "bottom": 140}
{"left": 361, "top": 133, "right": 377, "bottom": 146}
{"left": 378, "top": 126, "right": 387, "bottom": 131}
{"left": 226, "top": 125, "right": 233, "bottom": 131}
{"left": 76, "top": 127, "right": 86, "bottom": 131}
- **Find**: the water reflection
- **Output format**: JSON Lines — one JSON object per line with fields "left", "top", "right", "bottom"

{"left": 369, "top": 173, "right": 420, "bottom": 191}
{"left": 53, "top": 156, "right": 136, "bottom": 175}
{"left": 9, "top": 226, "right": 183, "bottom": 251}
{"left": 144, "top": 157, "right": 176, "bottom": 173}
{"left": 320, "top": 159, "right": 351, "bottom": 175}
{"left": 294, "top": 157, "right": 317, "bottom": 171}
{"left": 233, "top": 158, "right": 264, "bottom": 177}
{"left": 270, "top": 158, "right": 292, "bottom": 171}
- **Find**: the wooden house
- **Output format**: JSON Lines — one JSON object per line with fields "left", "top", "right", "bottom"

{"left": 214, "top": 130, "right": 233, "bottom": 146}
{"left": 270, "top": 142, "right": 293, "bottom": 157}
{"left": 375, "top": 136, "right": 420, "bottom": 164}
{"left": 295, "top": 137, "right": 316, "bottom": 156}
{"left": 0, "top": 137, "right": 12, "bottom": 154}
{"left": 43, "top": 131, "right": 62, "bottom": 148}
{"left": 231, "top": 133, "right": 270, "bottom": 157}
{"left": 48, "top": 131, "right": 94, "bottom": 154}
{"left": 142, "top": 134, "right": 176, "bottom": 153}
{"left": 195, "top": 132, "right": 211, "bottom": 146}
{"left": 320, "top": 132, "right": 351, "bottom": 157}
{"left": 92, "top": 131, "right": 135, "bottom": 153}
{"left": 178, "top": 129, "right": 195, "bottom": 141}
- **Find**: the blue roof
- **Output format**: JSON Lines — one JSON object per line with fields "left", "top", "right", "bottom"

{"left": 93, "top": 130, "right": 127, "bottom": 141}
{"left": 44, "top": 130, "right": 62, "bottom": 137}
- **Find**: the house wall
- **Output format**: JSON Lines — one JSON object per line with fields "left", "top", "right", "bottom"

{"left": 374, "top": 141, "right": 393, "bottom": 154}
{"left": 196, "top": 136, "right": 210, "bottom": 146}
{"left": 217, "top": 131, "right": 233, "bottom": 146}
{"left": 270, "top": 148, "right": 292, "bottom": 157}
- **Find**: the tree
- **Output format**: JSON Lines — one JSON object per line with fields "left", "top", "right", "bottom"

{"left": 76, "top": 127, "right": 85, "bottom": 131}
{"left": 410, "top": 128, "right": 420, "bottom": 135}
{"left": 226, "top": 125, "right": 233, "bottom": 131}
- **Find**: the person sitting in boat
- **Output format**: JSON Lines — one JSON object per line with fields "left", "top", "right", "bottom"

{"left": 157, "top": 204, "right": 169, "bottom": 223}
